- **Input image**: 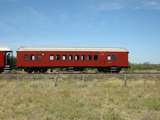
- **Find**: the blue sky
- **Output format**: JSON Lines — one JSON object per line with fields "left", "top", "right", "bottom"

{"left": 0, "top": 0, "right": 160, "bottom": 63}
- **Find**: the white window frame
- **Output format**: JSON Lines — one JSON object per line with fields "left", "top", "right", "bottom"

{"left": 81, "top": 55, "right": 85, "bottom": 61}
{"left": 68, "top": 55, "right": 72, "bottom": 60}
{"left": 50, "top": 55, "right": 54, "bottom": 61}
{"left": 107, "top": 56, "right": 112, "bottom": 61}
{"left": 32, "top": 55, "right": 36, "bottom": 61}
{"left": 62, "top": 55, "right": 66, "bottom": 61}
{"left": 75, "top": 56, "right": 78, "bottom": 61}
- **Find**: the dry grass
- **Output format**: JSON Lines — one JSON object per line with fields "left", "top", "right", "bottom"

{"left": 0, "top": 76, "right": 160, "bottom": 120}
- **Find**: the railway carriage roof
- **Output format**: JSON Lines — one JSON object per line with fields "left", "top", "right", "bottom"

{"left": 0, "top": 48, "right": 12, "bottom": 51}
{"left": 17, "top": 48, "right": 128, "bottom": 52}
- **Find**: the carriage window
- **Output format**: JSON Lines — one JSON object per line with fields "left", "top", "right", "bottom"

{"left": 107, "top": 56, "right": 111, "bottom": 61}
{"left": 62, "top": 55, "right": 67, "bottom": 61}
{"left": 87, "top": 55, "right": 92, "bottom": 61}
{"left": 50, "top": 55, "right": 54, "bottom": 61}
{"left": 107, "top": 55, "right": 117, "bottom": 61}
{"left": 56, "top": 55, "right": 60, "bottom": 60}
{"left": 68, "top": 55, "right": 73, "bottom": 60}
{"left": 31, "top": 55, "right": 36, "bottom": 61}
{"left": 81, "top": 55, "right": 85, "bottom": 61}
{"left": 74, "top": 55, "right": 79, "bottom": 61}
{"left": 24, "top": 55, "right": 30, "bottom": 61}
{"left": 94, "top": 55, "right": 98, "bottom": 61}
{"left": 25, "top": 55, "right": 41, "bottom": 61}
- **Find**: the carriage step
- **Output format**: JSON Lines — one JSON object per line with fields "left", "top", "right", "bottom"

{"left": 3, "top": 65, "right": 11, "bottom": 71}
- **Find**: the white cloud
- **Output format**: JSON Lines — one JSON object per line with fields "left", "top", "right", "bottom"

{"left": 142, "top": 0, "right": 160, "bottom": 9}
{"left": 97, "top": 2, "right": 124, "bottom": 11}
{"left": 5, "top": 0, "right": 18, "bottom": 2}
{"left": 95, "top": 0, "right": 160, "bottom": 11}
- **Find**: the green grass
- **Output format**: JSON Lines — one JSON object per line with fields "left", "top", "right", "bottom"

{"left": 0, "top": 76, "right": 160, "bottom": 120}
{"left": 143, "top": 98, "right": 160, "bottom": 111}
{"left": 128, "top": 63, "right": 160, "bottom": 72}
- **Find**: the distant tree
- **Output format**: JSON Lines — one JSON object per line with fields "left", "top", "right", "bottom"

{"left": 143, "top": 62, "right": 150, "bottom": 65}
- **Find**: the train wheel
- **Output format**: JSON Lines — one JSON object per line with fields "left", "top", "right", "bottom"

{"left": 73, "top": 67, "right": 84, "bottom": 71}
{"left": 97, "top": 68, "right": 110, "bottom": 73}
{"left": 97, "top": 68, "right": 103, "bottom": 73}
{"left": 39, "top": 68, "right": 48, "bottom": 73}
{"left": 0, "top": 68, "right": 3, "bottom": 73}
{"left": 24, "top": 68, "right": 33, "bottom": 73}
{"left": 110, "top": 67, "right": 121, "bottom": 73}
{"left": 34, "top": 69, "right": 39, "bottom": 73}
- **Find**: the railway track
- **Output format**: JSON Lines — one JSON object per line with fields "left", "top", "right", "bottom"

{"left": 0, "top": 71, "right": 160, "bottom": 81}
{"left": 1, "top": 71, "right": 160, "bottom": 75}
{"left": 0, "top": 72, "right": 159, "bottom": 91}
{"left": 0, "top": 71, "right": 160, "bottom": 77}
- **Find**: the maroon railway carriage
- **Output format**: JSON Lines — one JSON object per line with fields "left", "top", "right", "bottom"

{"left": 0, "top": 48, "right": 13, "bottom": 73}
{"left": 16, "top": 48, "right": 129, "bottom": 73}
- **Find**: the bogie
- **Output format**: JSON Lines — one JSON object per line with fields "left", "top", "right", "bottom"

{"left": 24, "top": 68, "right": 33, "bottom": 73}
{"left": 39, "top": 68, "right": 48, "bottom": 73}
{"left": 97, "top": 67, "right": 121, "bottom": 73}
{"left": 24, "top": 68, "right": 48, "bottom": 73}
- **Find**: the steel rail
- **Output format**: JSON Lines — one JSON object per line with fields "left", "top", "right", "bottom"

{"left": 1, "top": 72, "right": 160, "bottom": 75}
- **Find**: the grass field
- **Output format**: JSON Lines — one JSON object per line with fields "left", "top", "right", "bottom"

{"left": 0, "top": 75, "right": 160, "bottom": 120}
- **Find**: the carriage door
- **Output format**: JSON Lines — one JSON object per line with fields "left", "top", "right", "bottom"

{"left": 4, "top": 52, "right": 13, "bottom": 66}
